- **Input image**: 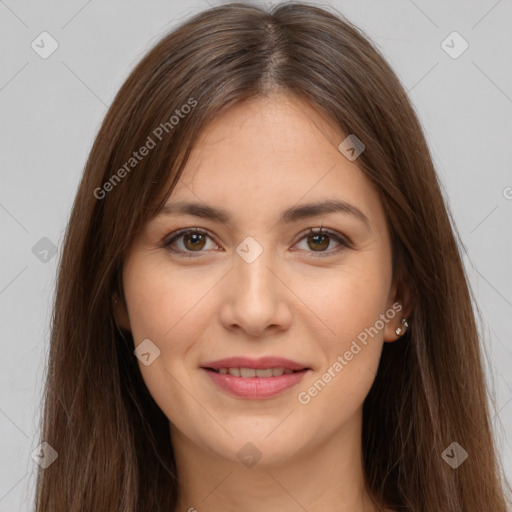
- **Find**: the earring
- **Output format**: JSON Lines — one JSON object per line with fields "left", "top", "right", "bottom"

{"left": 395, "top": 317, "right": 408, "bottom": 336}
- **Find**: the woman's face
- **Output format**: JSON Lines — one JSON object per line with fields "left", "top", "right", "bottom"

{"left": 119, "top": 93, "right": 403, "bottom": 466}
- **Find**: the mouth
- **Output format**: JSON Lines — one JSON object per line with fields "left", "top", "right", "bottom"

{"left": 203, "top": 367, "right": 306, "bottom": 377}
{"left": 200, "top": 356, "right": 310, "bottom": 372}
{"left": 200, "top": 357, "right": 311, "bottom": 399}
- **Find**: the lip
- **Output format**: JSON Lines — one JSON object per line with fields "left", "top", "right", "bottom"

{"left": 201, "top": 367, "right": 310, "bottom": 399}
{"left": 200, "top": 356, "right": 309, "bottom": 371}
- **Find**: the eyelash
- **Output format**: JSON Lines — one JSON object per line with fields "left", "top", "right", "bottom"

{"left": 162, "top": 226, "right": 352, "bottom": 258}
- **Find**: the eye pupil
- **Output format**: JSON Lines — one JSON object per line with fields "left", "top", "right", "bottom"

{"left": 308, "top": 234, "right": 329, "bottom": 251}
{"left": 184, "top": 233, "right": 206, "bottom": 250}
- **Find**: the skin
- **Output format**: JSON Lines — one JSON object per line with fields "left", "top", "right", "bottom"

{"left": 115, "top": 93, "right": 411, "bottom": 512}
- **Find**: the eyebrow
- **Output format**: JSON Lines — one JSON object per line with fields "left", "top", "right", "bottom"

{"left": 157, "top": 199, "right": 371, "bottom": 231}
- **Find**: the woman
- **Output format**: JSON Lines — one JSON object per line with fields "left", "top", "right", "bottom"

{"left": 34, "top": 2, "right": 511, "bottom": 511}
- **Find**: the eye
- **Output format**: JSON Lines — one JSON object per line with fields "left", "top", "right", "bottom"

{"left": 293, "top": 227, "right": 350, "bottom": 257}
{"left": 163, "top": 227, "right": 218, "bottom": 256}
{"left": 162, "top": 226, "right": 351, "bottom": 257}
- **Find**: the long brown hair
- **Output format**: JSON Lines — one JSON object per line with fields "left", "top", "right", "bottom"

{"left": 34, "top": 2, "right": 511, "bottom": 510}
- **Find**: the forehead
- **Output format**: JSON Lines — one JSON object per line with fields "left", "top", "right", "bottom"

{"left": 166, "top": 93, "right": 385, "bottom": 231}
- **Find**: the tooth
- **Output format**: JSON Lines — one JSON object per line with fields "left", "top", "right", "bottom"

{"left": 256, "top": 368, "right": 273, "bottom": 378}
{"left": 221, "top": 367, "right": 299, "bottom": 377}
{"left": 271, "top": 367, "right": 284, "bottom": 377}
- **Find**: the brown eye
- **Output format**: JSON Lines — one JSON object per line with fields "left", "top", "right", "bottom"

{"left": 183, "top": 232, "right": 206, "bottom": 251}
{"left": 164, "top": 228, "right": 217, "bottom": 255}
{"left": 294, "top": 227, "right": 350, "bottom": 257}
{"left": 307, "top": 232, "right": 330, "bottom": 251}
{"left": 164, "top": 226, "right": 350, "bottom": 258}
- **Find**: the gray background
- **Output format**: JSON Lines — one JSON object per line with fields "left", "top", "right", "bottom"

{"left": 1, "top": 0, "right": 511, "bottom": 509}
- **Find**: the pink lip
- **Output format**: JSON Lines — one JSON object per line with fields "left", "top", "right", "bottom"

{"left": 202, "top": 367, "right": 309, "bottom": 399}
{"left": 200, "top": 356, "right": 309, "bottom": 371}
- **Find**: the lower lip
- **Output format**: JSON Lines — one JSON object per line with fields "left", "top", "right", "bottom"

{"left": 202, "top": 368, "right": 309, "bottom": 399}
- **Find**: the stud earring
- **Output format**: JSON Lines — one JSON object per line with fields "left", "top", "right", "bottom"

{"left": 395, "top": 317, "right": 408, "bottom": 336}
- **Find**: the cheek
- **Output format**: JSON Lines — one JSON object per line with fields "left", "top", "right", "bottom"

{"left": 293, "top": 256, "right": 390, "bottom": 408}
{"left": 122, "top": 258, "right": 216, "bottom": 425}
{"left": 292, "top": 277, "right": 387, "bottom": 436}
{"left": 298, "top": 256, "right": 391, "bottom": 346}
{"left": 123, "top": 257, "right": 214, "bottom": 345}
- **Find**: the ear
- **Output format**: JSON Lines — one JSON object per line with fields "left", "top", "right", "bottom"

{"left": 113, "top": 291, "right": 131, "bottom": 331}
{"left": 383, "top": 274, "right": 414, "bottom": 343}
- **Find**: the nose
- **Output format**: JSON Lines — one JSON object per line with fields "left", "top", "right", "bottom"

{"left": 218, "top": 248, "right": 293, "bottom": 337}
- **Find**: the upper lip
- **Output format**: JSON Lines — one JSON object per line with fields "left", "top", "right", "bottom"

{"left": 201, "top": 356, "right": 310, "bottom": 371}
